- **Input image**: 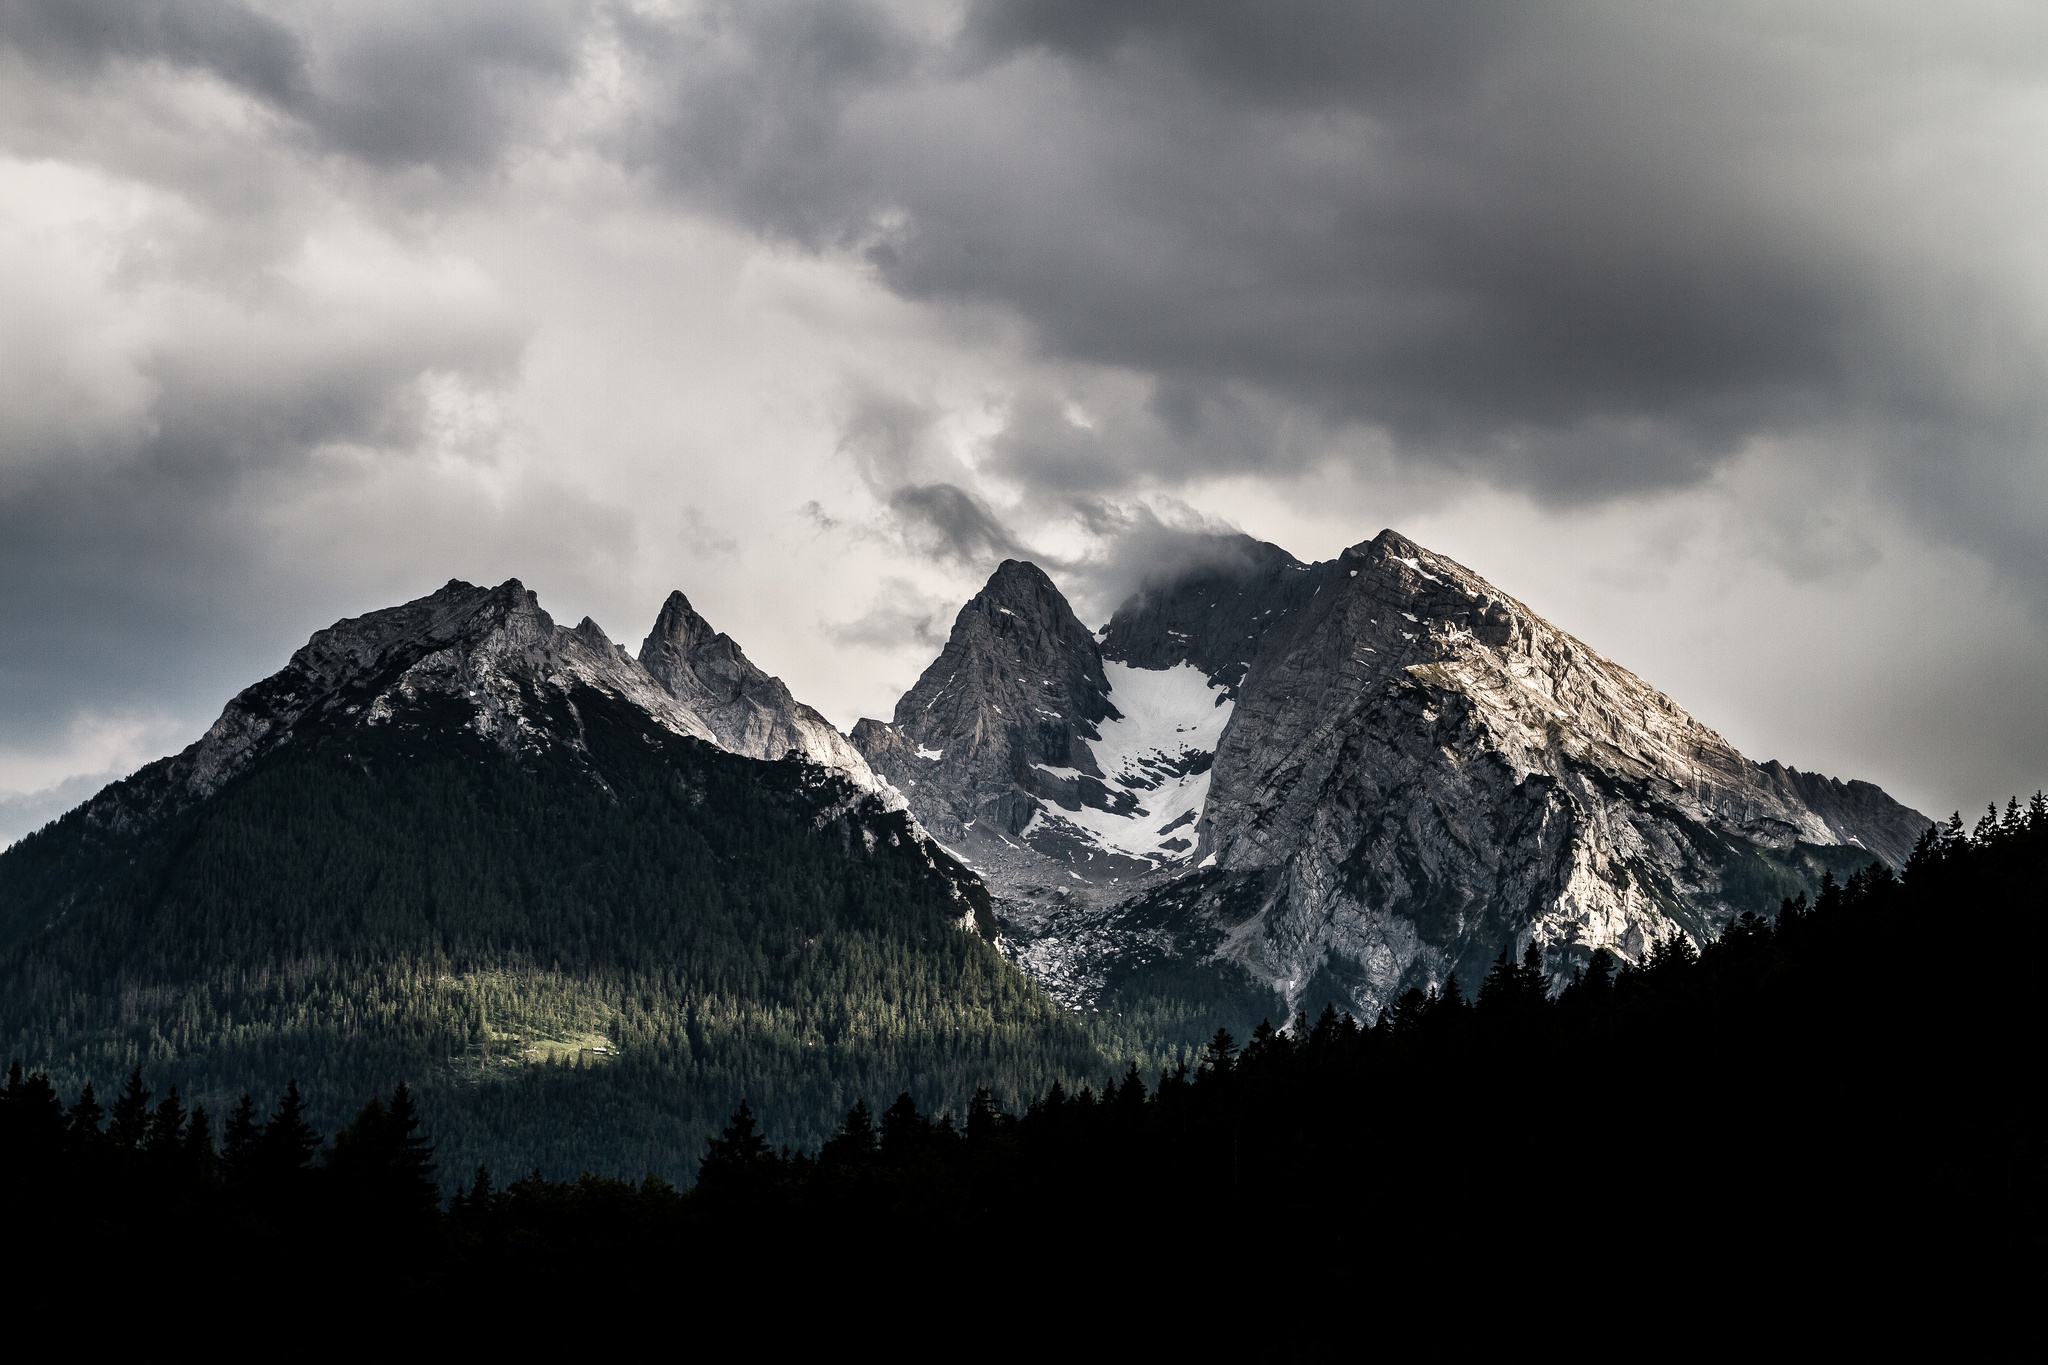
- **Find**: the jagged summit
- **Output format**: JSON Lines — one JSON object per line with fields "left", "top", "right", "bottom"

{"left": 76, "top": 576, "right": 890, "bottom": 840}
{"left": 645, "top": 589, "right": 718, "bottom": 653}
{"left": 74, "top": 578, "right": 715, "bottom": 835}
{"left": 860, "top": 530, "right": 1931, "bottom": 1019}
{"left": 853, "top": 557, "right": 1140, "bottom": 874}
{"left": 638, "top": 589, "right": 875, "bottom": 780}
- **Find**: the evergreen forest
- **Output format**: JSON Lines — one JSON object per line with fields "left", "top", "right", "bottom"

{"left": 0, "top": 686, "right": 1105, "bottom": 1179}
{"left": 5, "top": 796, "right": 2039, "bottom": 1307}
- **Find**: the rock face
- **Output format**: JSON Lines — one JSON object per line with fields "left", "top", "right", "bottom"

{"left": 639, "top": 590, "right": 876, "bottom": 782}
{"left": 81, "top": 577, "right": 893, "bottom": 839}
{"left": 855, "top": 530, "right": 1931, "bottom": 1018}
{"left": 851, "top": 561, "right": 1115, "bottom": 864}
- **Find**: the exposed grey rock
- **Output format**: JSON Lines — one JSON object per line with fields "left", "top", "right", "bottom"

{"left": 852, "top": 559, "right": 1155, "bottom": 892}
{"left": 78, "top": 579, "right": 716, "bottom": 835}
{"left": 1097, "top": 533, "right": 1322, "bottom": 694}
{"left": 638, "top": 590, "right": 880, "bottom": 787}
{"left": 76, "top": 577, "right": 897, "bottom": 840}
{"left": 857, "top": 529, "right": 1933, "bottom": 1020}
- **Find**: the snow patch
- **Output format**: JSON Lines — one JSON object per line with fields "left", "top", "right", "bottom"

{"left": 916, "top": 745, "right": 944, "bottom": 760}
{"left": 1027, "top": 662, "right": 1233, "bottom": 868}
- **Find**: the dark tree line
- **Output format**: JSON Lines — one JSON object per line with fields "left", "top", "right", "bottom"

{"left": 6, "top": 797, "right": 2039, "bottom": 1304}
{"left": 2, "top": 1067, "right": 437, "bottom": 1211}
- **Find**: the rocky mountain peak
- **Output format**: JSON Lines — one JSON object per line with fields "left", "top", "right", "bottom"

{"left": 77, "top": 573, "right": 903, "bottom": 843}
{"left": 855, "top": 560, "right": 1114, "bottom": 773}
{"left": 637, "top": 591, "right": 877, "bottom": 784}
{"left": 75, "top": 577, "right": 717, "bottom": 836}
{"left": 854, "top": 557, "right": 1241, "bottom": 908}
{"left": 852, "top": 560, "right": 1116, "bottom": 831}
{"left": 865, "top": 528, "right": 1931, "bottom": 1020}
{"left": 926, "top": 560, "right": 1112, "bottom": 712}
{"left": 643, "top": 590, "right": 719, "bottom": 659}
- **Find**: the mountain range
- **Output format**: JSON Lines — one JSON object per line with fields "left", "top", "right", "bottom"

{"left": 853, "top": 529, "right": 1925, "bottom": 1024}
{"left": 0, "top": 577, "right": 1079, "bottom": 1176}
{"left": 0, "top": 530, "right": 1926, "bottom": 1176}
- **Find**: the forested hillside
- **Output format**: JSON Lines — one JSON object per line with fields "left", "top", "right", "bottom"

{"left": 0, "top": 684, "right": 1100, "bottom": 1179}
{"left": 5, "top": 795, "right": 2038, "bottom": 1305}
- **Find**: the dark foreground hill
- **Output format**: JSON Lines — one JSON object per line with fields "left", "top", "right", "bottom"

{"left": 0, "top": 583, "right": 1098, "bottom": 1179}
{"left": 4, "top": 798, "right": 2038, "bottom": 1317}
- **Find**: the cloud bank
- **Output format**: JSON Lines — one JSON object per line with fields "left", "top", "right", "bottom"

{"left": 2, "top": 0, "right": 2044, "bottom": 832}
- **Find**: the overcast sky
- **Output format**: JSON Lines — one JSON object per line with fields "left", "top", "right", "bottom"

{"left": 3, "top": 0, "right": 2045, "bottom": 842}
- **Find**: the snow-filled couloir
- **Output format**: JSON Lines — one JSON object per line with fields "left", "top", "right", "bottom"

{"left": 1022, "top": 662, "right": 1233, "bottom": 867}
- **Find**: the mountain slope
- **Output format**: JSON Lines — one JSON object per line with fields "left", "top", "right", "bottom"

{"left": 855, "top": 530, "right": 1929, "bottom": 1029}
{"left": 851, "top": 560, "right": 1129, "bottom": 877}
{"left": 0, "top": 580, "right": 1094, "bottom": 1178}
{"left": 639, "top": 589, "right": 878, "bottom": 783}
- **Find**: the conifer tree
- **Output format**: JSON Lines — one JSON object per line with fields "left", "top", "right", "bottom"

{"left": 145, "top": 1086, "right": 188, "bottom": 1156}
{"left": 965, "top": 1088, "right": 1002, "bottom": 1145}
{"left": 0, "top": 1062, "right": 64, "bottom": 1148}
{"left": 1200, "top": 1028, "right": 1239, "bottom": 1074}
{"left": 184, "top": 1105, "right": 216, "bottom": 1176}
{"left": 696, "top": 1100, "right": 779, "bottom": 1197}
{"left": 1479, "top": 949, "right": 1518, "bottom": 1010}
{"left": 107, "top": 1067, "right": 151, "bottom": 1148}
{"left": 1308, "top": 1004, "right": 1345, "bottom": 1049}
{"left": 1580, "top": 949, "right": 1616, "bottom": 997}
{"left": 879, "top": 1092, "right": 929, "bottom": 1161}
{"left": 1115, "top": 1062, "right": 1147, "bottom": 1109}
{"left": 221, "top": 1093, "right": 262, "bottom": 1181}
{"left": 821, "top": 1099, "right": 877, "bottom": 1165}
{"left": 255, "top": 1080, "right": 320, "bottom": 1180}
{"left": 1242, "top": 1019, "right": 1284, "bottom": 1065}
{"left": 65, "top": 1082, "right": 104, "bottom": 1147}
{"left": 384, "top": 1083, "right": 438, "bottom": 1211}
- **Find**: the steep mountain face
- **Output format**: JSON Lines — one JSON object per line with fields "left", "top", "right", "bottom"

{"left": 851, "top": 561, "right": 1134, "bottom": 880}
{"left": 69, "top": 578, "right": 883, "bottom": 847}
{"left": 0, "top": 578, "right": 1082, "bottom": 1179}
{"left": 856, "top": 530, "right": 1930, "bottom": 1023}
{"left": 639, "top": 590, "right": 877, "bottom": 783}
{"left": 68, "top": 578, "right": 712, "bottom": 838}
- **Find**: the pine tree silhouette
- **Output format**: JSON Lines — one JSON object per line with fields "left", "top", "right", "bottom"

{"left": 107, "top": 1067, "right": 151, "bottom": 1149}
{"left": 821, "top": 1099, "right": 877, "bottom": 1166}
{"left": 696, "top": 1100, "right": 780, "bottom": 1198}
{"left": 65, "top": 1082, "right": 104, "bottom": 1147}
{"left": 221, "top": 1093, "right": 262, "bottom": 1181}
{"left": 144, "top": 1085, "right": 188, "bottom": 1156}
{"left": 254, "top": 1080, "right": 319, "bottom": 1181}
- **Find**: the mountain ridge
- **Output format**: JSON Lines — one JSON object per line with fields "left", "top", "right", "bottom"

{"left": 57, "top": 576, "right": 892, "bottom": 856}
{"left": 854, "top": 527, "right": 1930, "bottom": 1021}
{"left": 0, "top": 576, "right": 1077, "bottom": 1179}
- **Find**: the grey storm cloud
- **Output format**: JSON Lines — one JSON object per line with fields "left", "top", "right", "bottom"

{"left": 2, "top": 0, "right": 2046, "bottom": 823}
{"left": 618, "top": 0, "right": 2048, "bottom": 606}
{"left": 832, "top": 383, "right": 1037, "bottom": 568}
{"left": 885, "top": 482, "right": 1033, "bottom": 567}
{"left": 825, "top": 577, "right": 952, "bottom": 653}
{"left": 0, "top": 0, "right": 583, "bottom": 172}
{"left": 0, "top": 0, "right": 309, "bottom": 103}
{"left": 0, "top": 294, "right": 529, "bottom": 751}
{"left": 12, "top": 3, "right": 2043, "bottom": 530}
